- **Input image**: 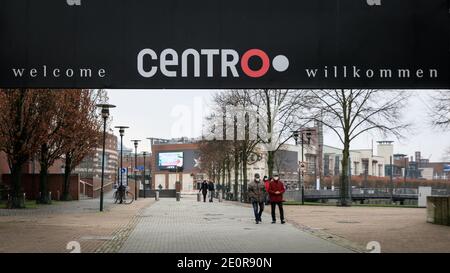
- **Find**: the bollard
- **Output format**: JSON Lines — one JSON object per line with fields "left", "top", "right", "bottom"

{"left": 176, "top": 192, "right": 180, "bottom": 202}
{"left": 155, "top": 191, "right": 160, "bottom": 201}
{"left": 218, "top": 193, "right": 222, "bottom": 202}
{"left": 49, "top": 192, "right": 52, "bottom": 201}
{"left": 197, "top": 192, "right": 201, "bottom": 202}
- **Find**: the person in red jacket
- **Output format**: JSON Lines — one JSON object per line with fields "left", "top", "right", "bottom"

{"left": 268, "top": 172, "right": 285, "bottom": 224}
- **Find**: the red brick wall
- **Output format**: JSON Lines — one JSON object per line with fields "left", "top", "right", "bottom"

{"left": 1, "top": 173, "right": 80, "bottom": 200}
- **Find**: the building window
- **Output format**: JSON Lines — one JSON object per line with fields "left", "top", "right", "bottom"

{"left": 334, "top": 156, "right": 340, "bottom": 175}
{"left": 98, "top": 154, "right": 110, "bottom": 168}
{"left": 324, "top": 155, "right": 330, "bottom": 176}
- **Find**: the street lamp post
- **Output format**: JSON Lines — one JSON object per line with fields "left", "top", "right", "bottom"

{"left": 142, "top": 151, "right": 147, "bottom": 198}
{"left": 131, "top": 139, "right": 141, "bottom": 200}
{"left": 390, "top": 155, "right": 394, "bottom": 203}
{"left": 115, "top": 126, "right": 129, "bottom": 204}
{"left": 394, "top": 153, "right": 408, "bottom": 186}
{"left": 405, "top": 157, "right": 408, "bottom": 184}
{"left": 292, "top": 131, "right": 302, "bottom": 204}
{"left": 293, "top": 129, "right": 312, "bottom": 205}
{"left": 96, "top": 104, "right": 116, "bottom": 212}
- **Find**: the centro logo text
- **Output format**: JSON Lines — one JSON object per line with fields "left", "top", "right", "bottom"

{"left": 66, "top": 0, "right": 81, "bottom": 6}
{"left": 137, "top": 48, "right": 289, "bottom": 78}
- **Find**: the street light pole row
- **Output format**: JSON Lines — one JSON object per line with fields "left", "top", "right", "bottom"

{"left": 96, "top": 105, "right": 153, "bottom": 211}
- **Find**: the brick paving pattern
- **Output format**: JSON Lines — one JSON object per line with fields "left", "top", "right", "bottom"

{"left": 284, "top": 205, "right": 450, "bottom": 253}
{"left": 119, "top": 195, "right": 353, "bottom": 253}
{"left": 0, "top": 193, "right": 154, "bottom": 253}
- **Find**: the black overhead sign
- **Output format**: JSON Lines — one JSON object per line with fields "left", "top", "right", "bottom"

{"left": 0, "top": 0, "right": 449, "bottom": 89}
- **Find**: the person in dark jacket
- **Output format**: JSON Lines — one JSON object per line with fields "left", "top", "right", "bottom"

{"left": 268, "top": 172, "right": 286, "bottom": 224}
{"left": 199, "top": 180, "right": 208, "bottom": 202}
{"left": 263, "top": 175, "right": 270, "bottom": 205}
{"left": 208, "top": 181, "right": 215, "bottom": 202}
{"left": 248, "top": 173, "right": 266, "bottom": 224}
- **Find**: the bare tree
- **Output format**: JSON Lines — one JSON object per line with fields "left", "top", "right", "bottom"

{"left": 429, "top": 90, "right": 450, "bottom": 159}
{"left": 204, "top": 89, "right": 311, "bottom": 200}
{"left": 198, "top": 139, "right": 233, "bottom": 190}
{"left": 430, "top": 90, "right": 450, "bottom": 129}
{"left": 209, "top": 90, "right": 264, "bottom": 201}
{"left": 225, "top": 90, "right": 261, "bottom": 201}
{"left": 309, "top": 89, "right": 410, "bottom": 206}
{"left": 254, "top": 89, "right": 312, "bottom": 177}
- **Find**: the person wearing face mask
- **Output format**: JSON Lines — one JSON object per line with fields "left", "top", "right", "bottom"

{"left": 248, "top": 173, "right": 266, "bottom": 224}
{"left": 263, "top": 175, "right": 270, "bottom": 205}
{"left": 268, "top": 172, "right": 286, "bottom": 224}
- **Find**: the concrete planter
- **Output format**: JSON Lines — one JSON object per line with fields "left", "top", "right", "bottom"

{"left": 426, "top": 196, "right": 450, "bottom": 226}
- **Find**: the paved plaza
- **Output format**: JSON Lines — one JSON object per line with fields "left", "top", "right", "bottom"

{"left": 0, "top": 194, "right": 154, "bottom": 253}
{"left": 284, "top": 205, "right": 450, "bottom": 253}
{"left": 118, "top": 195, "right": 353, "bottom": 253}
{"left": 5, "top": 193, "right": 449, "bottom": 253}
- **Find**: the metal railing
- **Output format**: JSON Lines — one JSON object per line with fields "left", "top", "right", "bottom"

{"left": 284, "top": 187, "right": 450, "bottom": 202}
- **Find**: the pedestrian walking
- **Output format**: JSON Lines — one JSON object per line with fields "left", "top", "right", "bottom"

{"left": 263, "top": 175, "right": 270, "bottom": 205}
{"left": 208, "top": 180, "right": 215, "bottom": 202}
{"left": 199, "top": 180, "right": 208, "bottom": 202}
{"left": 268, "top": 172, "right": 286, "bottom": 224}
{"left": 248, "top": 173, "right": 266, "bottom": 224}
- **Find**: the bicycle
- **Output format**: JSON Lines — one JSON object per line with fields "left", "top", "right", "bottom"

{"left": 113, "top": 186, "right": 134, "bottom": 204}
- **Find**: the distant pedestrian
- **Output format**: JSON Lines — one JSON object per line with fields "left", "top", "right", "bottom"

{"left": 268, "top": 172, "right": 286, "bottom": 224}
{"left": 263, "top": 175, "right": 270, "bottom": 205}
{"left": 199, "top": 180, "right": 208, "bottom": 202}
{"left": 208, "top": 181, "right": 215, "bottom": 202}
{"left": 248, "top": 173, "right": 266, "bottom": 224}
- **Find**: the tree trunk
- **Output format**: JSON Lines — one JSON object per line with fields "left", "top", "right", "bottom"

{"left": 227, "top": 161, "right": 231, "bottom": 195}
{"left": 233, "top": 115, "right": 239, "bottom": 201}
{"left": 61, "top": 154, "right": 73, "bottom": 201}
{"left": 234, "top": 151, "right": 239, "bottom": 201}
{"left": 267, "top": 150, "right": 275, "bottom": 177}
{"left": 222, "top": 162, "right": 226, "bottom": 196}
{"left": 37, "top": 164, "right": 51, "bottom": 204}
{"left": 242, "top": 152, "right": 248, "bottom": 203}
{"left": 37, "top": 144, "right": 51, "bottom": 204}
{"left": 6, "top": 90, "right": 28, "bottom": 209}
{"left": 242, "top": 112, "right": 249, "bottom": 202}
{"left": 339, "top": 141, "right": 351, "bottom": 206}
{"left": 211, "top": 165, "right": 216, "bottom": 184}
{"left": 265, "top": 89, "right": 274, "bottom": 178}
{"left": 7, "top": 161, "right": 25, "bottom": 209}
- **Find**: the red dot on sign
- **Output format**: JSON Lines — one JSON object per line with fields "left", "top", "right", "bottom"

{"left": 240, "top": 49, "right": 270, "bottom": 78}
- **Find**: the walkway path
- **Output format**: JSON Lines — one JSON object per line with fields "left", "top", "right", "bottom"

{"left": 0, "top": 192, "right": 154, "bottom": 253}
{"left": 119, "top": 195, "right": 353, "bottom": 253}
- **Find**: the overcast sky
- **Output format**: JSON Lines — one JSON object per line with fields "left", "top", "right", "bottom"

{"left": 107, "top": 90, "right": 450, "bottom": 162}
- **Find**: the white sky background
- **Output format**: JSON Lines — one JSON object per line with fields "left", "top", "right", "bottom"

{"left": 107, "top": 90, "right": 450, "bottom": 162}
